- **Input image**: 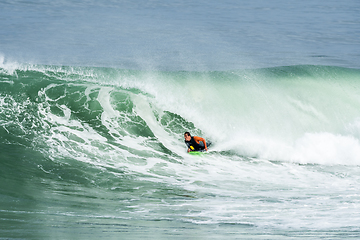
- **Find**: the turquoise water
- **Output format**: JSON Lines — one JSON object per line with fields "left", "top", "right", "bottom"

{"left": 1, "top": 64, "right": 360, "bottom": 239}
{"left": 1, "top": 0, "right": 360, "bottom": 239}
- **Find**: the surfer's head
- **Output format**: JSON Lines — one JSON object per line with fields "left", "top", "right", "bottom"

{"left": 184, "top": 132, "right": 191, "bottom": 141}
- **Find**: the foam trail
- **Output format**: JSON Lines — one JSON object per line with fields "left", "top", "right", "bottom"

{"left": 131, "top": 93, "right": 187, "bottom": 159}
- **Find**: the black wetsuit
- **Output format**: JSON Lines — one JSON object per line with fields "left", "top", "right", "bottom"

{"left": 185, "top": 137, "right": 205, "bottom": 151}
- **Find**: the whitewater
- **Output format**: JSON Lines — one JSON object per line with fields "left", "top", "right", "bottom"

{"left": 1, "top": 0, "right": 360, "bottom": 239}
{"left": 1, "top": 61, "right": 360, "bottom": 239}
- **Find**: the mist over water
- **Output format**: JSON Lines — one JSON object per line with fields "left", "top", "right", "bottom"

{"left": 1, "top": 0, "right": 360, "bottom": 239}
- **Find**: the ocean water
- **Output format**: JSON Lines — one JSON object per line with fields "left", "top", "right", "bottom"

{"left": 1, "top": 1, "right": 360, "bottom": 239}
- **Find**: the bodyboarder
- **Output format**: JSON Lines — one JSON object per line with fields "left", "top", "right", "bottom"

{"left": 184, "top": 132, "right": 208, "bottom": 153}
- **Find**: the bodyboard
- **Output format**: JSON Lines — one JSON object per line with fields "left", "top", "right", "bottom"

{"left": 188, "top": 151, "right": 206, "bottom": 156}
{"left": 187, "top": 142, "right": 211, "bottom": 155}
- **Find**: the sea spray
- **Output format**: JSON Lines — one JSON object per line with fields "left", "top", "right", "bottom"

{"left": 2, "top": 63, "right": 360, "bottom": 239}
{"left": 2, "top": 64, "right": 360, "bottom": 165}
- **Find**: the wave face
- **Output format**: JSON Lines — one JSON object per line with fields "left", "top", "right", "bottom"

{"left": 2, "top": 63, "right": 360, "bottom": 238}
{"left": 4, "top": 63, "right": 360, "bottom": 164}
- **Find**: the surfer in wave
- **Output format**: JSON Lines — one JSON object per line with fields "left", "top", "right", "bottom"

{"left": 184, "top": 132, "right": 209, "bottom": 152}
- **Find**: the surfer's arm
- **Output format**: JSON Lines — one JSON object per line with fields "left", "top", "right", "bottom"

{"left": 194, "top": 136, "right": 207, "bottom": 151}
